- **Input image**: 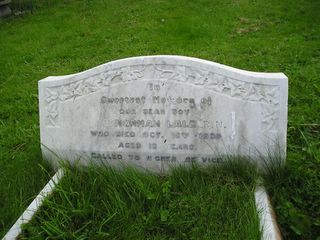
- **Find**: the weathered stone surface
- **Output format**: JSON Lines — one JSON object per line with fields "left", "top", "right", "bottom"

{"left": 0, "top": 0, "right": 11, "bottom": 6}
{"left": 39, "top": 56, "right": 288, "bottom": 171}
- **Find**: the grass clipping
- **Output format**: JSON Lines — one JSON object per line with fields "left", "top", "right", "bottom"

{"left": 21, "top": 160, "right": 261, "bottom": 240}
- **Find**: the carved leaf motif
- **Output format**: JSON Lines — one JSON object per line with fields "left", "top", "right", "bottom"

{"left": 172, "top": 66, "right": 187, "bottom": 82}
{"left": 46, "top": 88, "right": 59, "bottom": 103}
{"left": 110, "top": 70, "right": 123, "bottom": 83}
{"left": 82, "top": 77, "right": 101, "bottom": 94}
{"left": 220, "top": 78, "right": 230, "bottom": 92}
{"left": 266, "top": 87, "right": 277, "bottom": 98}
{"left": 154, "top": 65, "right": 187, "bottom": 82}
{"left": 191, "top": 69, "right": 209, "bottom": 85}
{"left": 47, "top": 102, "right": 57, "bottom": 117}
{"left": 256, "top": 88, "right": 270, "bottom": 103}
{"left": 209, "top": 74, "right": 231, "bottom": 93}
{"left": 265, "top": 87, "right": 279, "bottom": 105}
{"left": 228, "top": 80, "right": 246, "bottom": 97}
{"left": 95, "top": 77, "right": 104, "bottom": 88}
{"left": 261, "top": 104, "right": 278, "bottom": 131}
{"left": 245, "top": 84, "right": 260, "bottom": 101}
{"left": 206, "top": 73, "right": 223, "bottom": 92}
{"left": 101, "top": 71, "right": 113, "bottom": 86}
{"left": 69, "top": 81, "right": 82, "bottom": 99}
{"left": 46, "top": 101, "right": 58, "bottom": 126}
{"left": 152, "top": 65, "right": 172, "bottom": 79}
{"left": 121, "top": 67, "right": 134, "bottom": 82}
{"left": 120, "top": 66, "right": 146, "bottom": 82}
{"left": 131, "top": 66, "right": 145, "bottom": 78}
{"left": 159, "top": 69, "right": 175, "bottom": 80}
{"left": 59, "top": 86, "right": 72, "bottom": 101}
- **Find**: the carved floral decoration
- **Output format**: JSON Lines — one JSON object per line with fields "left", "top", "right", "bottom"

{"left": 45, "top": 64, "right": 280, "bottom": 133}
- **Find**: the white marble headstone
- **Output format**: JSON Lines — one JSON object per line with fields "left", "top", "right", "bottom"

{"left": 39, "top": 56, "right": 288, "bottom": 171}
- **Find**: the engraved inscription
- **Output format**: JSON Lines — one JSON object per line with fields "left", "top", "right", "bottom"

{"left": 87, "top": 81, "right": 226, "bottom": 156}
{"left": 40, "top": 56, "right": 287, "bottom": 171}
{"left": 45, "top": 63, "right": 280, "bottom": 134}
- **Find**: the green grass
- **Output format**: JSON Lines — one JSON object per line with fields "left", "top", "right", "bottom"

{"left": 0, "top": 0, "right": 319, "bottom": 239}
{"left": 20, "top": 161, "right": 261, "bottom": 240}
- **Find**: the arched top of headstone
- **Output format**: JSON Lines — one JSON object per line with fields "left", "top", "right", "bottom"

{"left": 39, "top": 55, "right": 288, "bottom": 171}
{"left": 41, "top": 55, "right": 287, "bottom": 84}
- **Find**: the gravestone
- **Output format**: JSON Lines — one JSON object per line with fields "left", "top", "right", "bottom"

{"left": 39, "top": 56, "right": 288, "bottom": 171}
{"left": 0, "top": 0, "right": 11, "bottom": 17}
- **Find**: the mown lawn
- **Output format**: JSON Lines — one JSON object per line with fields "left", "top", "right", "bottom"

{"left": 0, "top": 0, "right": 319, "bottom": 239}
